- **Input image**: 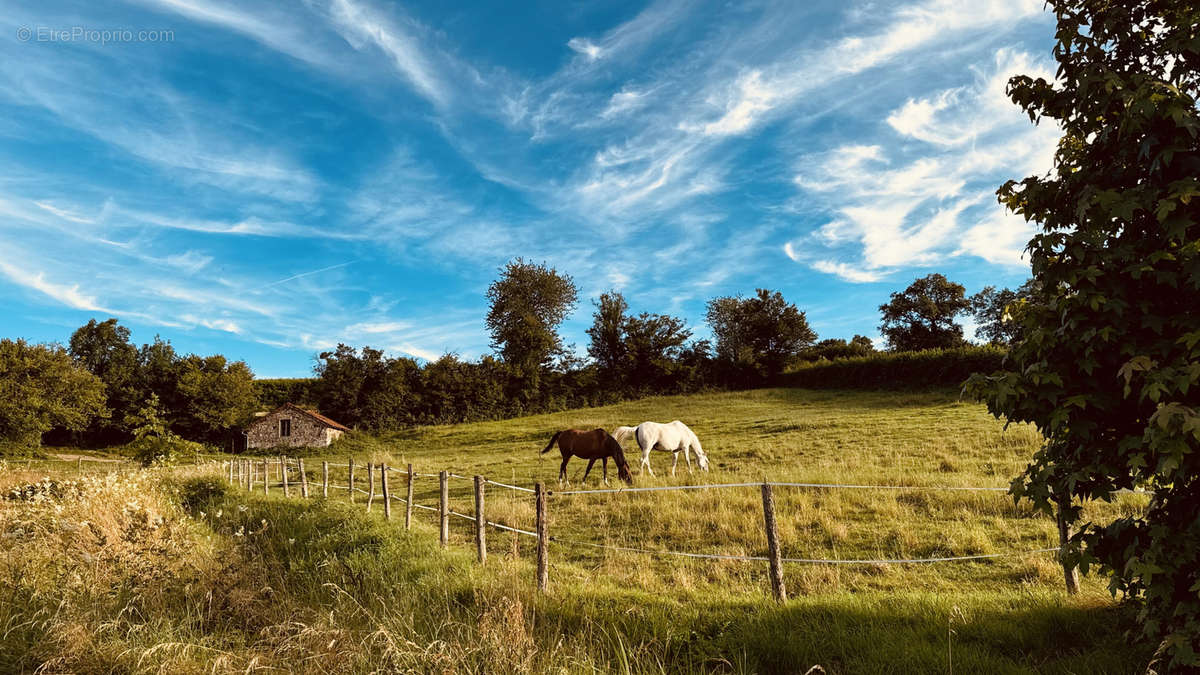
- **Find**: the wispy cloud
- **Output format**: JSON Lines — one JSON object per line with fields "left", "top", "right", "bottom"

{"left": 0, "top": 259, "right": 108, "bottom": 312}
{"left": 325, "top": 0, "right": 449, "bottom": 107}
{"left": 793, "top": 47, "right": 1058, "bottom": 280}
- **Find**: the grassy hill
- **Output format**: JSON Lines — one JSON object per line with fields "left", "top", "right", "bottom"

{"left": 0, "top": 388, "right": 1149, "bottom": 673}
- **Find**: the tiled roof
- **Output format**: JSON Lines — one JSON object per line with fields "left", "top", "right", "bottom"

{"left": 248, "top": 403, "right": 351, "bottom": 432}
{"left": 301, "top": 406, "right": 351, "bottom": 431}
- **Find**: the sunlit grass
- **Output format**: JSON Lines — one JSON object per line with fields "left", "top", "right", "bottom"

{"left": 0, "top": 388, "right": 1151, "bottom": 672}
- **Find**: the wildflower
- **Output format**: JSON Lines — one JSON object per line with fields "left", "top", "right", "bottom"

{"left": 214, "top": 510, "right": 222, "bottom": 519}
{"left": 234, "top": 527, "right": 245, "bottom": 537}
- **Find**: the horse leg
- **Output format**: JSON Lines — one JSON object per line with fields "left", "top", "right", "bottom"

{"left": 671, "top": 451, "right": 678, "bottom": 477}
{"left": 559, "top": 455, "right": 571, "bottom": 485}
{"left": 582, "top": 458, "right": 597, "bottom": 483}
{"left": 640, "top": 447, "right": 655, "bottom": 477}
{"left": 602, "top": 457, "right": 609, "bottom": 486}
{"left": 684, "top": 447, "right": 694, "bottom": 474}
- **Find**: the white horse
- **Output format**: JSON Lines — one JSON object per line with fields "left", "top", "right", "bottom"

{"left": 612, "top": 421, "right": 709, "bottom": 476}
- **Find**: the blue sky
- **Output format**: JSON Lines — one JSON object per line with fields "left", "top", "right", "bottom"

{"left": 0, "top": 0, "right": 1058, "bottom": 377}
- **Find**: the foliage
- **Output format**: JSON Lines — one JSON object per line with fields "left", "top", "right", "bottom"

{"left": 963, "top": 1, "right": 1200, "bottom": 668}
{"left": 314, "top": 344, "right": 421, "bottom": 429}
{"left": 124, "top": 394, "right": 204, "bottom": 466}
{"left": 878, "top": 274, "right": 971, "bottom": 352}
{"left": 969, "top": 280, "right": 1038, "bottom": 346}
{"left": 706, "top": 289, "right": 816, "bottom": 379}
{"left": 254, "top": 378, "right": 318, "bottom": 409}
{"left": 0, "top": 339, "right": 106, "bottom": 446}
{"left": 484, "top": 259, "right": 579, "bottom": 384}
{"left": 175, "top": 355, "right": 258, "bottom": 443}
{"left": 798, "top": 335, "right": 877, "bottom": 362}
{"left": 782, "top": 346, "right": 1007, "bottom": 390}
{"left": 68, "top": 319, "right": 141, "bottom": 443}
{"left": 585, "top": 292, "right": 628, "bottom": 378}
{"left": 585, "top": 292, "right": 701, "bottom": 393}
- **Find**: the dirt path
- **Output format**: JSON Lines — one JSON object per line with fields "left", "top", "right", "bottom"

{"left": 49, "top": 453, "right": 126, "bottom": 464}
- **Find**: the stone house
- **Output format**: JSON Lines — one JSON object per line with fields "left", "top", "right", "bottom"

{"left": 244, "top": 403, "right": 350, "bottom": 450}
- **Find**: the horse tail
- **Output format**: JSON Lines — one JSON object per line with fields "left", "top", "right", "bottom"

{"left": 540, "top": 431, "right": 562, "bottom": 455}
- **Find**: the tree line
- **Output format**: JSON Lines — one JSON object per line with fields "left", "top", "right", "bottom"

{"left": 0, "top": 261, "right": 1029, "bottom": 448}
{"left": 308, "top": 259, "right": 1031, "bottom": 431}
{"left": 0, "top": 319, "right": 255, "bottom": 452}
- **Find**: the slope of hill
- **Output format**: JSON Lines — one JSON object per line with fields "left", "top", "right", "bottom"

{"left": 0, "top": 388, "right": 1148, "bottom": 673}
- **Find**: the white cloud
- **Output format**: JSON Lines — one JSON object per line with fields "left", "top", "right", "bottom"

{"left": 811, "top": 260, "right": 886, "bottom": 283}
{"left": 0, "top": 259, "right": 107, "bottom": 311}
{"left": 165, "top": 250, "right": 214, "bottom": 274}
{"left": 181, "top": 314, "right": 243, "bottom": 334}
{"left": 567, "top": 38, "right": 604, "bottom": 61}
{"left": 346, "top": 321, "right": 410, "bottom": 334}
{"left": 700, "top": 71, "right": 779, "bottom": 137}
{"left": 327, "top": 0, "right": 448, "bottom": 107}
{"left": 794, "top": 47, "right": 1057, "bottom": 280}
{"left": 601, "top": 87, "right": 648, "bottom": 118}
{"left": 956, "top": 209, "right": 1035, "bottom": 266}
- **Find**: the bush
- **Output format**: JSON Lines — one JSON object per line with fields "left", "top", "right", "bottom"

{"left": 128, "top": 435, "right": 205, "bottom": 467}
{"left": 177, "top": 476, "right": 228, "bottom": 512}
{"left": 778, "top": 346, "right": 1007, "bottom": 389}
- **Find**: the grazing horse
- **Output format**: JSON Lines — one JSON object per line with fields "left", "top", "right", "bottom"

{"left": 541, "top": 429, "right": 633, "bottom": 485}
{"left": 613, "top": 421, "right": 709, "bottom": 476}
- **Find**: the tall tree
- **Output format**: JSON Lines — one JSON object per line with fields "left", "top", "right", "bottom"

{"left": 0, "top": 339, "right": 107, "bottom": 446}
{"left": 586, "top": 292, "right": 629, "bottom": 377}
{"left": 622, "top": 312, "right": 692, "bottom": 390}
{"left": 484, "top": 259, "right": 578, "bottom": 384}
{"left": 706, "top": 289, "right": 816, "bottom": 378}
{"left": 969, "top": 280, "right": 1038, "bottom": 346}
{"left": 965, "top": 2, "right": 1200, "bottom": 668}
{"left": 878, "top": 274, "right": 970, "bottom": 351}
{"left": 68, "top": 318, "right": 140, "bottom": 441}
{"left": 175, "top": 355, "right": 258, "bottom": 442}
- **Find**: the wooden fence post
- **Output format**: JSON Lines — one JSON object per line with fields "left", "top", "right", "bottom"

{"left": 761, "top": 482, "right": 787, "bottom": 602}
{"left": 348, "top": 458, "right": 355, "bottom": 503}
{"left": 381, "top": 464, "right": 392, "bottom": 520}
{"left": 299, "top": 458, "right": 309, "bottom": 498}
{"left": 366, "top": 462, "right": 375, "bottom": 512}
{"left": 77, "top": 457, "right": 82, "bottom": 471}
{"left": 281, "top": 456, "right": 290, "bottom": 497}
{"left": 535, "top": 482, "right": 548, "bottom": 592}
{"left": 322, "top": 461, "right": 329, "bottom": 498}
{"left": 245, "top": 460, "right": 251, "bottom": 490}
{"left": 1056, "top": 494, "right": 1080, "bottom": 595}
{"left": 405, "top": 463, "right": 414, "bottom": 530}
{"left": 475, "top": 475, "right": 486, "bottom": 565}
{"left": 228, "top": 460, "right": 234, "bottom": 483}
{"left": 262, "top": 460, "right": 269, "bottom": 495}
{"left": 439, "top": 471, "right": 449, "bottom": 548}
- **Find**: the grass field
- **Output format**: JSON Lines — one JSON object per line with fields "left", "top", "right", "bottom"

{"left": 0, "top": 388, "right": 1151, "bottom": 673}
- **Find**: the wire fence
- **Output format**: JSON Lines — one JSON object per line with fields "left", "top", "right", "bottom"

{"left": 210, "top": 455, "right": 1091, "bottom": 600}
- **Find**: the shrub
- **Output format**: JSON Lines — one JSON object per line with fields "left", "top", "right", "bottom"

{"left": 778, "top": 346, "right": 1007, "bottom": 389}
{"left": 177, "top": 476, "right": 228, "bottom": 512}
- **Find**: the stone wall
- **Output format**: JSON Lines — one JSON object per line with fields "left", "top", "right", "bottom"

{"left": 246, "top": 407, "right": 334, "bottom": 449}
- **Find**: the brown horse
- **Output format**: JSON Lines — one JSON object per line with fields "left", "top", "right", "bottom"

{"left": 541, "top": 429, "right": 633, "bottom": 485}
